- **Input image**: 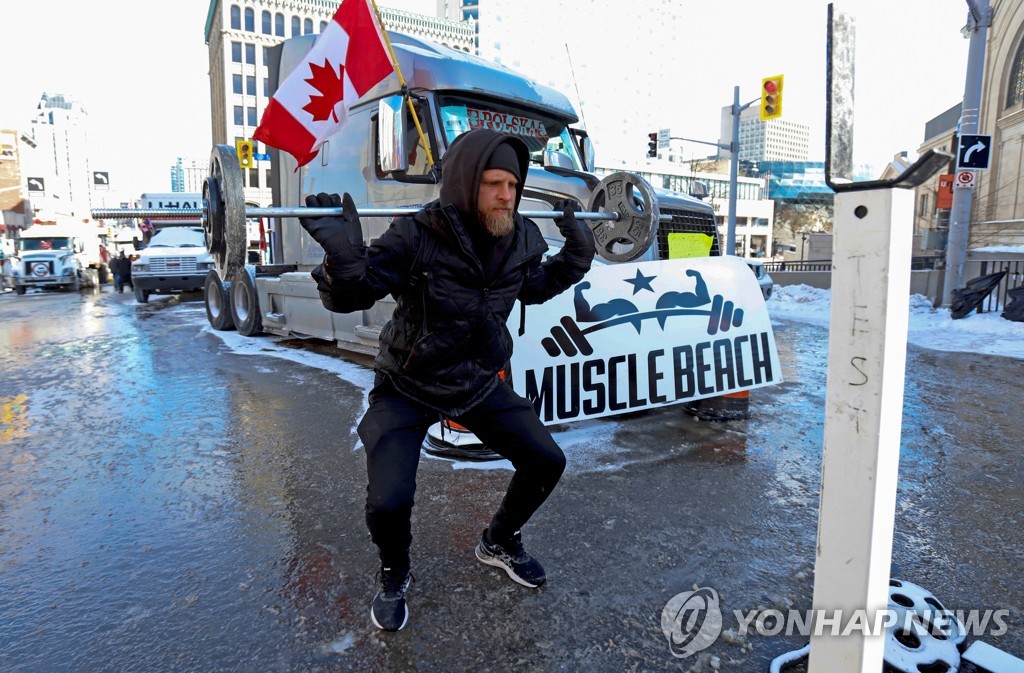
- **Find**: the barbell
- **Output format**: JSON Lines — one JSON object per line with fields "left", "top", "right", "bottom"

{"left": 91, "top": 144, "right": 667, "bottom": 274}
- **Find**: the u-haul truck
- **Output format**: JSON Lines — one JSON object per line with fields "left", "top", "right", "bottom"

{"left": 202, "top": 32, "right": 781, "bottom": 456}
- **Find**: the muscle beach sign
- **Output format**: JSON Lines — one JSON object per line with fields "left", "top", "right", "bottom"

{"left": 509, "top": 256, "right": 782, "bottom": 424}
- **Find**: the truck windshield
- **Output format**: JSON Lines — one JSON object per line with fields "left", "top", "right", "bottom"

{"left": 19, "top": 237, "right": 72, "bottom": 251}
{"left": 146, "top": 227, "right": 207, "bottom": 248}
{"left": 437, "top": 94, "right": 584, "bottom": 171}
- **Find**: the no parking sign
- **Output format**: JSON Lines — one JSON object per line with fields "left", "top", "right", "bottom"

{"left": 955, "top": 170, "right": 975, "bottom": 189}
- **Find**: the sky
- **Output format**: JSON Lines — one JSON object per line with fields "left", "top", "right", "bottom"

{"left": 0, "top": 0, "right": 972, "bottom": 198}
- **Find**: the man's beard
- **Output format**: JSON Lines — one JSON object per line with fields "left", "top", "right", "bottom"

{"left": 481, "top": 208, "right": 514, "bottom": 237}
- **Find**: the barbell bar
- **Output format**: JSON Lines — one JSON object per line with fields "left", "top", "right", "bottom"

{"left": 90, "top": 206, "right": 625, "bottom": 222}
{"left": 90, "top": 145, "right": 669, "bottom": 271}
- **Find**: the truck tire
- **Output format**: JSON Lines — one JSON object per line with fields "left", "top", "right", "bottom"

{"left": 204, "top": 269, "right": 235, "bottom": 331}
{"left": 229, "top": 267, "right": 263, "bottom": 336}
{"left": 15, "top": 285, "right": 26, "bottom": 295}
{"left": 134, "top": 286, "right": 150, "bottom": 303}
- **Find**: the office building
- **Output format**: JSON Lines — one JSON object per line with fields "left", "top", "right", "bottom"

{"left": 719, "top": 106, "right": 810, "bottom": 164}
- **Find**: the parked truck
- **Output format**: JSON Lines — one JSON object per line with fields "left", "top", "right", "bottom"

{"left": 198, "top": 32, "right": 779, "bottom": 454}
{"left": 10, "top": 221, "right": 106, "bottom": 294}
{"left": 130, "top": 225, "right": 217, "bottom": 303}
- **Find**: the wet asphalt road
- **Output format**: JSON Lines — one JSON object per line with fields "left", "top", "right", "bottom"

{"left": 0, "top": 286, "right": 1021, "bottom": 673}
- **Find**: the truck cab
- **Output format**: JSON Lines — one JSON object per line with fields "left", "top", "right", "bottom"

{"left": 12, "top": 229, "right": 98, "bottom": 294}
{"left": 219, "top": 32, "right": 719, "bottom": 352}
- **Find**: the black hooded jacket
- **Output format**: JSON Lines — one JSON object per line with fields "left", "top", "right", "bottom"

{"left": 311, "top": 129, "right": 593, "bottom": 415}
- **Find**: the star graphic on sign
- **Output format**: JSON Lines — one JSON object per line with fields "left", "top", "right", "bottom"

{"left": 623, "top": 269, "right": 657, "bottom": 294}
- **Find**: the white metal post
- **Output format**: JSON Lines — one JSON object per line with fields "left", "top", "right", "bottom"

{"left": 808, "top": 188, "right": 914, "bottom": 672}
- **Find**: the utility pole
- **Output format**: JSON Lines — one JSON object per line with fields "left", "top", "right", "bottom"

{"left": 942, "top": 0, "right": 991, "bottom": 306}
{"left": 670, "top": 86, "right": 759, "bottom": 256}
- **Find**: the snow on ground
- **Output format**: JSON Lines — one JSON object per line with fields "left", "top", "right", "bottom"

{"left": 768, "top": 284, "right": 1024, "bottom": 360}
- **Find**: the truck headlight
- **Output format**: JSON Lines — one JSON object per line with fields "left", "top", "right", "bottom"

{"left": 132, "top": 263, "right": 148, "bottom": 272}
{"left": 197, "top": 261, "right": 213, "bottom": 270}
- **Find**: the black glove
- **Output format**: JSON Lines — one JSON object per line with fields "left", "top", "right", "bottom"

{"left": 552, "top": 199, "right": 595, "bottom": 264}
{"left": 299, "top": 192, "right": 365, "bottom": 276}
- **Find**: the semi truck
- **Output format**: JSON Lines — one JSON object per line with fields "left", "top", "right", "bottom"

{"left": 198, "top": 32, "right": 780, "bottom": 455}
{"left": 10, "top": 221, "right": 106, "bottom": 294}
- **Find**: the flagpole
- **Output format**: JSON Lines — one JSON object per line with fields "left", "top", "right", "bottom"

{"left": 367, "top": 0, "right": 436, "bottom": 168}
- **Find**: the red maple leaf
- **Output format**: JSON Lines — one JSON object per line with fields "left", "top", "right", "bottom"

{"left": 303, "top": 59, "right": 345, "bottom": 123}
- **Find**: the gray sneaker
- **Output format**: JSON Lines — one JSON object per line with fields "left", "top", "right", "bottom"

{"left": 475, "top": 529, "right": 546, "bottom": 588}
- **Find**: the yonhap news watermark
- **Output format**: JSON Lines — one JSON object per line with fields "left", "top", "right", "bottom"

{"left": 661, "top": 586, "right": 1010, "bottom": 659}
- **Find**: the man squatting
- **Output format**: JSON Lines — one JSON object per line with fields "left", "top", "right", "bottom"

{"left": 299, "top": 128, "right": 596, "bottom": 631}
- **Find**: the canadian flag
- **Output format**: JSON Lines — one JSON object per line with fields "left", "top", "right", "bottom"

{"left": 254, "top": 0, "right": 395, "bottom": 167}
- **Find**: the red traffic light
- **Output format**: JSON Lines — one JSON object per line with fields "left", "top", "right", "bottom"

{"left": 649, "top": 132, "right": 658, "bottom": 141}
{"left": 760, "top": 75, "right": 784, "bottom": 121}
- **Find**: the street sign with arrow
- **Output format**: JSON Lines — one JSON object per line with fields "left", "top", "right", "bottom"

{"left": 957, "top": 133, "right": 991, "bottom": 170}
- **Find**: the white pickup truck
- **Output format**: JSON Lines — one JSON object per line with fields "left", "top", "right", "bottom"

{"left": 130, "top": 226, "right": 215, "bottom": 303}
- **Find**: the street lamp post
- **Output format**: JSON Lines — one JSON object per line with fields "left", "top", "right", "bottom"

{"left": 667, "top": 85, "right": 760, "bottom": 257}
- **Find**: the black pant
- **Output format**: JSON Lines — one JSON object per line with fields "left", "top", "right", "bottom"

{"left": 357, "top": 377, "right": 566, "bottom": 571}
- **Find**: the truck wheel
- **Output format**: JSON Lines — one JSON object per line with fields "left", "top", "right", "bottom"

{"left": 204, "top": 269, "right": 235, "bottom": 331}
{"left": 229, "top": 267, "right": 263, "bottom": 336}
{"left": 134, "top": 286, "right": 150, "bottom": 303}
{"left": 15, "top": 285, "right": 26, "bottom": 295}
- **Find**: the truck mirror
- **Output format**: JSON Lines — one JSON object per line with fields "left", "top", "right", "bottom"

{"left": 132, "top": 237, "right": 141, "bottom": 250}
{"left": 378, "top": 95, "right": 410, "bottom": 175}
{"left": 580, "top": 136, "right": 595, "bottom": 172}
{"left": 689, "top": 181, "right": 709, "bottom": 200}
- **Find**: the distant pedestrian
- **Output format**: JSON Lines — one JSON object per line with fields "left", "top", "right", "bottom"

{"left": 112, "top": 251, "right": 133, "bottom": 293}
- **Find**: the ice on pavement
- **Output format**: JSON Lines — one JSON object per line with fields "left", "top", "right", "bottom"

{"left": 768, "top": 284, "right": 1024, "bottom": 360}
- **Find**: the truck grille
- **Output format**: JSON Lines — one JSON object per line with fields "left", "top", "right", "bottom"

{"left": 149, "top": 257, "right": 198, "bottom": 273}
{"left": 25, "top": 261, "right": 53, "bottom": 275}
{"left": 657, "top": 208, "right": 721, "bottom": 258}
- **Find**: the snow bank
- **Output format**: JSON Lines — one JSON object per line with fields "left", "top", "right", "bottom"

{"left": 768, "top": 284, "right": 1024, "bottom": 360}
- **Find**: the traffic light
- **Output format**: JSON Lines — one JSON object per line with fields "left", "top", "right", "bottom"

{"left": 647, "top": 132, "right": 658, "bottom": 158}
{"left": 760, "top": 75, "right": 784, "bottom": 121}
{"left": 236, "top": 139, "right": 254, "bottom": 169}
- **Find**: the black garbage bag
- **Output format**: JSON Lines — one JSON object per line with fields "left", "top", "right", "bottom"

{"left": 1001, "top": 285, "right": 1024, "bottom": 322}
{"left": 950, "top": 270, "right": 1008, "bottom": 319}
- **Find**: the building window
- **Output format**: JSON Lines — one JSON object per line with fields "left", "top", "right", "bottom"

{"left": 263, "top": 78, "right": 270, "bottom": 96}
{"left": 245, "top": 43, "right": 255, "bottom": 64}
{"left": 244, "top": 7, "right": 254, "bottom": 32}
{"left": 232, "top": 74, "right": 243, "bottom": 94}
{"left": 248, "top": 169, "right": 259, "bottom": 188}
{"left": 230, "top": 5, "right": 241, "bottom": 30}
{"left": 304, "top": 18, "right": 313, "bottom": 34}
{"left": 319, "top": 21, "right": 327, "bottom": 32}
{"left": 262, "top": 10, "right": 271, "bottom": 35}
{"left": 275, "top": 12, "right": 285, "bottom": 36}
{"left": 234, "top": 106, "right": 244, "bottom": 126}
{"left": 247, "top": 106, "right": 257, "bottom": 126}
{"left": 1007, "top": 38, "right": 1024, "bottom": 108}
{"left": 292, "top": 16, "right": 301, "bottom": 37}
{"left": 231, "top": 41, "right": 242, "bottom": 63}
{"left": 263, "top": 46, "right": 270, "bottom": 66}
{"left": 246, "top": 75, "right": 256, "bottom": 96}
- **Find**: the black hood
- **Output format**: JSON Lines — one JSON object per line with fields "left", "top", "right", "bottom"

{"left": 439, "top": 129, "right": 530, "bottom": 223}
